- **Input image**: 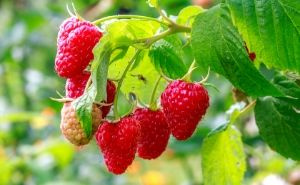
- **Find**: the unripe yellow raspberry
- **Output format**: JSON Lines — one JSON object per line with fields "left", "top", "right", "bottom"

{"left": 60, "top": 102, "right": 102, "bottom": 146}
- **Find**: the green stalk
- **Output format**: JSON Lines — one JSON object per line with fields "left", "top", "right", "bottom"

{"left": 113, "top": 49, "right": 142, "bottom": 120}
{"left": 134, "top": 23, "right": 191, "bottom": 48}
{"left": 92, "top": 15, "right": 168, "bottom": 26}
{"left": 229, "top": 100, "right": 257, "bottom": 126}
{"left": 239, "top": 100, "right": 256, "bottom": 116}
{"left": 181, "top": 60, "right": 197, "bottom": 82}
{"left": 149, "top": 76, "right": 162, "bottom": 110}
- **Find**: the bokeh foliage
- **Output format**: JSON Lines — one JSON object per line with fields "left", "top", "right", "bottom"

{"left": 0, "top": 0, "right": 299, "bottom": 185}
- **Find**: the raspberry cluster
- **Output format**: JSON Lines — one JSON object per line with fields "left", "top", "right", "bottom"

{"left": 54, "top": 17, "right": 116, "bottom": 146}
{"left": 95, "top": 80, "right": 209, "bottom": 174}
{"left": 54, "top": 17, "right": 209, "bottom": 175}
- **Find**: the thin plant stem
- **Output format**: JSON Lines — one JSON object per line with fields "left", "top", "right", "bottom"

{"left": 134, "top": 24, "right": 191, "bottom": 48}
{"left": 149, "top": 76, "right": 162, "bottom": 110}
{"left": 113, "top": 49, "right": 142, "bottom": 120}
{"left": 92, "top": 15, "right": 168, "bottom": 26}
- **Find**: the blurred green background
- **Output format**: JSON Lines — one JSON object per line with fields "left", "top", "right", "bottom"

{"left": 0, "top": 0, "right": 299, "bottom": 185}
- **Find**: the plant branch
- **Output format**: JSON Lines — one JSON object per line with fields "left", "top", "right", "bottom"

{"left": 134, "top": 23, "right": 191, "bottom": 48}
{"left": 113, "top": 49, "right": 142, "bottom": 120}
{"left": 92, "top": 15, "right": 168, "bottom": 26}
{"left": 158, "top": 8, "right": 174, "bottom": 25}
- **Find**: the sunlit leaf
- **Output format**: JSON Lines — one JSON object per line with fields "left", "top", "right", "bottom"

{"left": 177, "top": 5, "right": 204, "bottom": 26}
{"left": 108, "top": 47, "right": 166, "bottom": 104}
{"left": 202, "top": 125, "right": 246, "bottom": 185}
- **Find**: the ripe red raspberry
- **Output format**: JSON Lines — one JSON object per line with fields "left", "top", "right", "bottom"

{"left": 55, "top": 17, "right": 102, "bottom": 78}
{"left": 95, "top": 117, "right": 140, "bottom": 174}
{"left": 66, "top": 71, "right": 90, "bottom": 99}
{"left": 100, "top": 80, "right": 116, "bottom": 117}
{"left": 60, "top": 102, "right": 102, "bottom": 146}
{"left": 161, "top": 80, "right": 209, "bottom": 140}
{"left": 133, "top": 108, "right": 170, "bottom": 159}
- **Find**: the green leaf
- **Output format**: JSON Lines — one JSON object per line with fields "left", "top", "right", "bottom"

{"left": 272, "top": 73, "right": 300, "bottom": 109}
{"left": 91, "top": 36, "right": 112, "bottom": 103}
{"left": 72, "top": 85, "right": 97, "bottom": 138}
{"left": 149, "top": 36, "right": 187, "bottom": 79}
{"left": 110, "top": 47, "right": 129, "bottom": 65}
{"left": 226, "top": 0, "right": 300, "bottom": 73}
{"left": 130, "top": 49, "right": 147, "bottom": 70}
{"left": 147, "top": 0, "right": 158, "bottom": 8}
{"left": 273, "top": 73, "right": 300, "bottom": 99}
{"left": 255, "top": 96, "right": 300, "bottom": 160}
{"left": 101, "top": 20, "right": 163, "bottom": 106}
{"left": 202, "top": 125, "right": 246, "bottom": 185}
{"left": 105, "top": 20, "right": 160, "bottom": 48}
{"left": 191, "top": 4, "right": 283, "bottom": 97}
{"left": 108, "top": 47, "right": 166, "bottom": 104}
{"left": 177, "top": 5, "right": 204, "bottom": 26}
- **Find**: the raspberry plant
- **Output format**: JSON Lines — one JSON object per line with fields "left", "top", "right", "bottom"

{"left": 53, "top": 0, "right": 300, "bottom": 183}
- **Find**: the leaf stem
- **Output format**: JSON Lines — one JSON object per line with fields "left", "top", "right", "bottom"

{"left": 239, "top": 100, "right": 257, "bottom": 116}
{"left": 134, "top": 23, "right": 191, "bottom": 48}
{"left": 136, "top": 28, "right": 174, "bottom": 46}
{"left": 113, "top": 49, "right": 142, "bottom": 120}
{"left": 181, "top": 60, "right": 197, "bottom": 82}
{"left": 229, "top": 100, "right": 257, "bottom": 125}
{"left": 149, "top": 76, "right": 162, "bottom": 110}
{"left": 92, "top": 15, "right": 168, "bottom": 26}
{"left": 158, "top": 8, "right": 174, "bottom": 25}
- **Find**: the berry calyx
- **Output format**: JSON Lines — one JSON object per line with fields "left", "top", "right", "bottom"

{"left": 55, "top": 17, "right": 102, "bottom": 78}
{"left": 133, "top": 108, "right": 170, "bottom": 159}
{"left": 161, "top": 80, "right": 209, "bottom": 140}
{"left": 95, "top": 117, "right": 140, "bottom": 174}
{"left": 60, "top": 102, "right": 102, "bottom": 146}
